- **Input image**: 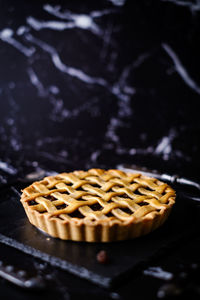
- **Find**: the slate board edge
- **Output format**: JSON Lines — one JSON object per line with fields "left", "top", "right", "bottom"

{"left": 110, "top": 226, "right": 197, "bottom": 287}
{"left": 0, "top": 224, "right": 196, "bottom": 289}
{"left": 0, "top": 233, "right": 111, "bottom": 288}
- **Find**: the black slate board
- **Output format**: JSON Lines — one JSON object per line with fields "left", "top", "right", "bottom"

{"left": 0, "top": 184, "right": 198, "bottom": 288}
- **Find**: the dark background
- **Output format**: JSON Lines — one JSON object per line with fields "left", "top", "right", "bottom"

{"left": 0, "top": 0, "right": 200, "bottom": 299}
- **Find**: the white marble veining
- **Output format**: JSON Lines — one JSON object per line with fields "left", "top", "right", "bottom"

{"left": 27, "top": 60, "right": 103, "bottom": 121}
{"left": 36, "top": 136, "right": 64, "bottom": 147}
{"left": 0, "top": 161, "right": 17, "bottom": 175}
{"left": 43, "top": 4, "right": 118, "bottom": 36}
{"left": 162, "top": 0, "right": 200, "bottom": 13}
{"left": 104, "top": 127, "right": 184, "bottom": 162}
{"left": 16, "top": 25, "right": 29, "bottom": 36}
{"left": 50, "top": 98, "right": 70, "bottom": 121}
{"left": 25, "top": 34, "right": 108, "bottom": 86}
{"left": 27, "top": 67, "right": 47, "bottom": 97}
{"left": 0, "top": 1, "right": 197, "bottom": 175}
{"left": 106, "top": 118, "right": 122, "bottom": 143}
{"left": 155, "top": 129, "right": 177, "bottom": 160}
{"left": 0, "top": 2, "right": 135, "bottom": 139}
{"left": 90, "top": 150, "right": 101, "bottom": 163}
{"left": 27, "top": 17, "right": 75, "bottom": 31}
{"left": 110, "top": 52, "right": 149, "bottom": 103}
{"left": 2, "top": 90, "right": 23, "bottom": 152}
{"left": 44, "top": 4, "right": 117, "bottom": 20}
{"left": 49, "top": 85, "right": 60, "bottom": 95}
{"left": 104, "top": 52, "right": 151, "bottom": 146}
{"left": 0, "top": 5, "right": 135, "bottom": 124}
{"left": 25, "top": 31, "right": 135, "bottom": 120}
{"left": 0, "top": 28, "right": 13, "bottom": 39}
{"left": 25, "top": 168, "right": 57, "bottom": 181}
{"left": 108, "top": 0, "right": 126, "bottom": 6}
{"left": 144, "top": 266, "right": 173, "bottom": 280}
{"left": 66, "top": 98, "right": 99, "bottom": 118}
{"left": 155, "top": 137, "right": 172, "bottom": 157}
{"left": 163, "top": 43, "right": 200, "bottom": 95}
{"left": 0, "top": 28, "right": 35, "bottom": 57}
{"left": 8, "top": 82, "right": 16, "bottom": 90}
{"left": 27, "top": 67, "right": 70, "bottom": 121}
{"left": 0, "top": 174, "right": 7, "bottom": 184}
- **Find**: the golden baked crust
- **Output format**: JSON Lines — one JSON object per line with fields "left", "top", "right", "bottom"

{"left": 20, "top": 169, "right": 176, "bottom": 242}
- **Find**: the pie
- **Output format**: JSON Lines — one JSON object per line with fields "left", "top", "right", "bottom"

{"left": 20, "top": 169, "right": 176, "bottom": 242}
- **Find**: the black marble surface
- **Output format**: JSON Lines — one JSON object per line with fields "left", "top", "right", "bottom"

{"left": 0, "top": 0, "right": 200, "bottom": 299}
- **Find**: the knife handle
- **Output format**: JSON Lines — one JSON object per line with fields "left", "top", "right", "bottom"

{"left": 175, "top": 177, "right": 200, "bottom": 192}
{"left": 0, "top": 260, "right": 46, "bottom": 290}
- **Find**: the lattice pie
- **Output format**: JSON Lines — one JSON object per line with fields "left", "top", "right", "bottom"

{"left": 20, "top": 169, "right": 176, "bottom": 242}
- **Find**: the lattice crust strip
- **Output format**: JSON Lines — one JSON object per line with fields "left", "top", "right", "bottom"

{"left": 20, "top": 169, "right": 176, "bottom": 242}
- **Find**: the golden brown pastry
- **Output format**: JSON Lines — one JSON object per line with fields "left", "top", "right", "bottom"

{"left": 20, "top": 169, "right": 176, "bottom": 242}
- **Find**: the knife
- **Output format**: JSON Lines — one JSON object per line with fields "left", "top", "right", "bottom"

{"left": 117, "top": 164, "right": 200, "bottom": 202}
